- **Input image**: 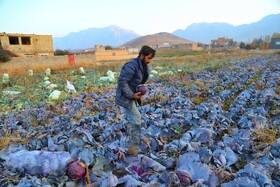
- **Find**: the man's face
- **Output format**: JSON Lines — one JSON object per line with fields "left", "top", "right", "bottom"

{"left": 140, "top": 54, "right": 154, "bottom": 64}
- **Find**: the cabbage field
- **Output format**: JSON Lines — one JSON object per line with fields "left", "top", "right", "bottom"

{"left": 0, "top": 51, "right": 279, "bottom": 186}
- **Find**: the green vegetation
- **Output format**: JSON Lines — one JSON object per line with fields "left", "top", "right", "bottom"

{"left": 0, "top": 51, "right": 261, "bottom": 114}
{"left": 252, "top": 71, "right": 263, "bottom": 81}
{"left": 0, "top": 69, "right": 104, "bottom": 114}
{"left": 54, "top": 49, "right": 69, "bottom": 56}
{"left": 223, "top": 99, "right": 233, "bottom": 111}
{"left": 173, "top": 125, "right": 183, "bottom": 135}
{"left": 152, "top": 56, "right": 233, "bottom": 79}
{"left": 105, "top": 45, "right": 113, "bottom": 50}
{"left": 156, "top": 51, "right": 208, "bottom": 58}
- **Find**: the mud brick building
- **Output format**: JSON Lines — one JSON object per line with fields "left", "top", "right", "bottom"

{"left": 171, "top": 43, "right": 205, "bottom": 51}
{"left": 270, "top": 32, "right": 280, "bottom": 49}
{"left": 0, "top": 32, "right": 54, "bottom": 57}
{"left": 93, "top": 45, "right": 135, "bottom": 61}
{"left": 211, "top": 37, "right": 237, "bottom": 49}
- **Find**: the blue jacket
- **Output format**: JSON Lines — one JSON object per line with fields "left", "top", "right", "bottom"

{"left": 115, "top": 57, "right": 149, "bottom": 110}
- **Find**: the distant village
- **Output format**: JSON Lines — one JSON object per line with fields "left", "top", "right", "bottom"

{"left": 0, "top": 32, "right": 280, "bottom": 61}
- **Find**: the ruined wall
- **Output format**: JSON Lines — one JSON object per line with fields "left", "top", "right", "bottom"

{"left": 169, "top": 43, "right": 203, "bottom": 51}
{"left": 0, "top": 32, "right": 54, "bottom": 57}
{"left": 94, "top": 52, "right": 136, "bottom": 62}
{"left": 93, "top": 48, "right": 136, "bottom": 61}
{"left": 191, "top": 43, "right": 203, "bottom": 51}
{"left": 270, "top": 33, "right": 280, "bottom": 50}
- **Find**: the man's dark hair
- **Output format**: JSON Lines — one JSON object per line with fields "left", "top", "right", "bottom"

{"left": 139, "top": 45, "right": 156, "bottom": 58}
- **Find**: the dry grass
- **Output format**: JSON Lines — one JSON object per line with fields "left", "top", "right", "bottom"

{"left": 0, "top": 59, "right": 93, "bottom": 77}
{"left": 252, "top": 128, "right": 278, "bottom": 149}
{"left": 1, "top": 49, "right": 272, "bottom": 77}
{"left": 0, "top": 133, "right": 28, "bottom": 151}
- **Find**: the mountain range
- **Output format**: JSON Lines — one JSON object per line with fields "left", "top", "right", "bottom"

{"left": 53, "top": 25, "right": 139, "bottom": 50}
{"left": 53, "top": 14, "right": 280, "bottom": 50}
{"left": 173, "top": 14, "right": 280, "bottom": 44}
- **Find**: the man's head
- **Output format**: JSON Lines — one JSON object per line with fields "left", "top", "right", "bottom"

{"left": 139, "top": 45, "right": 156, "bottom": 64}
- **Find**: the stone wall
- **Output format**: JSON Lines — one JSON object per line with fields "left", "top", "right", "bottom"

{"left": 93, "top": 46, "right": 137, "bottom": 61}
{"left": 93, "top": 52, "right": 136, "bottom": 62}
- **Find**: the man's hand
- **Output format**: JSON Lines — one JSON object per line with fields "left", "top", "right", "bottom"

{"left": 133, "top": 92, "right": 142, "bottom": 99}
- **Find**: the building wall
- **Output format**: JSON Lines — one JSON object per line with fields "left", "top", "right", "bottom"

{"left": 260, "top": 43, "right": 270, "bottom": 50}
{"left": 270, "top": 38, "right": 280, "bottom": 49}
{"left": 270, "top": 33, "right": 280, "bottom": 49}
{"left": 2, "top": 53, "right": 133, "bottom": 77}
{"left": 93, "top": 51, "right": 136, "bottom": 61}
{"left": 93, "top": 45, "right": 136, "bottom": 61}
{"left": 191, "top": 43, "right": 203, "bottom": 51}
{"left": 9, "top": 53, "right": 94, "bottom": 64}
{"left": 261, "top": 35, "right": 271, "bottom": 43}
{"left": 8, "top": 53, "right": 137, "bottom": 68}
{"left": 0, "top": 32, "right": 54, "bottom": 56}
{"left": 211, "top": 37, "right": 236, "bottom": 48}
{"left": 171, "top": 43, "right": 203, "bottom": 51}
{"left": 127, "top": 47, "right": 140, "bottom": 53}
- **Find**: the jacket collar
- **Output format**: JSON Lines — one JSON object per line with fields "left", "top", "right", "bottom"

{"left": 136, "top": 56, "right": 144, "bottom": 71}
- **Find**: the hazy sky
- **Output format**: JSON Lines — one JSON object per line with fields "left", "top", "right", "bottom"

{"left": 1, "top": 0, "right": 279, "bottom": 37}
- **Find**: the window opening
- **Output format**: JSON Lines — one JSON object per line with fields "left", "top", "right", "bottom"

{"left": 9, "top": 36, "right": 19, "bottom": 45}
{"left": 21, "top": 37, "right": 31, "bottom": 45}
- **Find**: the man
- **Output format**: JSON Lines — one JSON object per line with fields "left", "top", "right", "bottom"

{"left": 115, "top": 45, "right": 156, "bottom": 155}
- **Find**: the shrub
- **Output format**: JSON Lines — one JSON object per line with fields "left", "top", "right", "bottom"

{"left": 105, "top": 45, "right": 113, "bottom": 50}
{"left": 0, "top": 47, "right": 10, "bottom": 62}
{"left": 245, "top": 44, "right": 251, "bottom": 50}
{"left": 54, "top": 49, "right": 69, "bottom": 56}
{"left": 274, "top": 50, "right": 280, "bottom": 55}
{"left": 239, "top": 42, "right": 246, "bottom": 49}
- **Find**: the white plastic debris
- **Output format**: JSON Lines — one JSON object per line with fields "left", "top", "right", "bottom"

{"left": 3, "top": 150, "right": 72, "bottom": 177}
{"left": 66, "top": 80, "right": 77, "bottom": 93}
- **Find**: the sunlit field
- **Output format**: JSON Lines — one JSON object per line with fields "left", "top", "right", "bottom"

{"left": 0, "top": 49, "right": 275, "bottom": 114}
